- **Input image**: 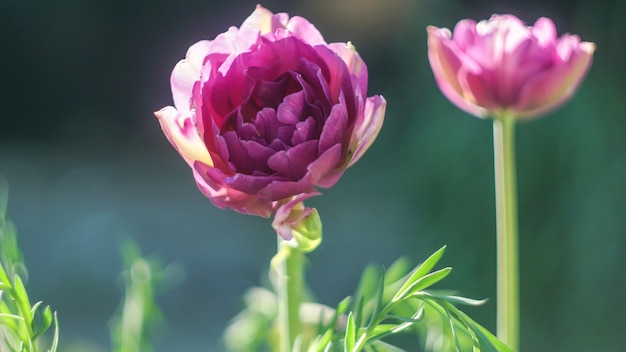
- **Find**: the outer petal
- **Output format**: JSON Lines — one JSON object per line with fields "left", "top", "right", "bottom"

{"left": 427, "top": 25, "right": 489, "bottom": 118}
{"left": 347, "top": 95, "right": 386, "bottom": 167}
{"left": 240, "top": 5, "right": 274, "bottom": 35}
{"left": 282, "top": 16, "right": 327, "bottom": 45}
{"left": 328, "top": 42, "right": 368, "bottom": 97}
{"left": 154, "top": 106, "right": 213, "bottom": 167}
{"left": 514, "top": 40, "right": 595, "bottom": 119}
{"left": 193, "top": 162, "right": 273, "bottom": 217}
{"left": 170, "top": 40, "right": 211, "bottom": 114}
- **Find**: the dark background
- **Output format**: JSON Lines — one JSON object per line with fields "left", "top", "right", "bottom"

{"left": 1, "top": 0, "right": 624, "bottom": 350}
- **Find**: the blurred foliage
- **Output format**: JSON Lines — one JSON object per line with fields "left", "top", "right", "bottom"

{"left": 111, "top": 240, "right": 181, "bottom": 352}
{"left": 224, "top": 246, "right": 511, "bottom": 351}
{"left": 0, "top": 181, "right": 59, "bottom": 352}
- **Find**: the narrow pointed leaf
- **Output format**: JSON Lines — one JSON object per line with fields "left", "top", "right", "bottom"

{"left": 48, "top": 312, "right": 59, "bottom": 352}
{"left": 344, "top": 312, "right": 356, "bottom": 352}
{"left": 367, "top": 268, "right": 386, "bottom": 328}
{"left": 12, "top": 275, "right": 33, "bottom": 330}
{"left": 33, "top": 305, "right": 53, "bottom": 339}
{"left": 393, "top": 246, "right": 446, "bottom": 301}
{"left": 443, "top": 302, "right": 512, "bottom": 352}
{"left": 403, "top": 267, "right": 452, "bottom": 296}
{"left": 384, "top": 257, "right": 411, "bottom": 285}
{"left": 30, "top": 301, "right": 43, "bottom": 316}
{"left": 0, "top": 264, "right": 11, "bottom": 290}
{"left": 415, "top": 292, "right": 488, "bottom": 306}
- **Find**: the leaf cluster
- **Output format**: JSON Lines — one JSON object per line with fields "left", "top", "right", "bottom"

{"left": 341, "top": 246, "right": 512, "bottom": 351}
{"left": 0, "top": 180, "right": 59, "bottom": 352}
{"left": 223, "top": 246, "right": 512, "bottom": 352}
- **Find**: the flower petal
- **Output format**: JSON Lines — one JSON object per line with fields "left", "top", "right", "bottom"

{"left": 240, "top": 5, "right": 274, "bottom": 35}
{"left": 193, "top": 161, "right": 273, "bottom": 217}
{"left": 154, "top": 106, "right": 213, "bottom": 167}
{"left": 427, "top": 25, "right": 489, "bottom": 117}
{"left": 170, "top": 40, "right": 211, "bottom": 115}
{"left": 348, "top": 95, "right": 386, "bottom": 167}
{"left": 514, "top": 40, "right": 595, "bottom": 119}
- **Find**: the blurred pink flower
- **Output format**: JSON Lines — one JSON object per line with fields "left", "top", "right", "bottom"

{"left": 428, "top": 14, "right": 595, "bottom": 120}
{"left": 155, "top": 5, "right": 385, "bottom": 239}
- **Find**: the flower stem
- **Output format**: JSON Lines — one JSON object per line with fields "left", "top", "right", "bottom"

{"left": 493, "top": 114, "right": 519, "bottom": 350}
{"left": 276, "top": 239, "right": 303, "bottom": 352}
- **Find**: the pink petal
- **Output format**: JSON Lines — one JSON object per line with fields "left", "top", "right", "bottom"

{"left": 283, "top": 16, "right": 327, "bottom": 46}
{"left": 154, "top": 106, "right": 213, "bottom": 167}
{"left": 311, "top": 143, "right": 344, "bottom": 187}
{"left": 514, "top": 41, "right": 595, "bottom": 119}
{"left": 328, "top": 42, "right": 368, "bottom": 97}
{"left": 170, "top": 40, "right": 211, "bottom": 115}
{"left": 193, "top": 162, "right": 273, "bottom": 217}
{"left": 427, "top": 25, "right": 489, "bottom": 117}
{"left": 348, "top": 95, "right": 386, "bottom": 167}
{"left": 240, "top": 5, "right": 274, "bottom": 35}
{"left": 532, "top": 17, "right": 558, "bottom": 46}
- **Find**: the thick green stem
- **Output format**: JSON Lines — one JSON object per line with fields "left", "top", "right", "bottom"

{"left": 493, "top": 114, "right": 519, "bottom": 350}
{"left": 276, "top": 239, "right": 304, "bottom": 352}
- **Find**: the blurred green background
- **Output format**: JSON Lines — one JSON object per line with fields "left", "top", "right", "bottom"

{"left": 1, "top": 0, "right": 624, "bottom": 350}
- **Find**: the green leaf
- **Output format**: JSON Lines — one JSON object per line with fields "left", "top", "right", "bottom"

{"left": 47, "top": 312, "right": 59, "bottom": 352}
{"left": 403, "top": 267, "right": 452, "bottom": 296}
{"left": 443, "top": 303, "right": 462, "bottom": 352}
{"left": 443, "top": 302, "right": 512, "bottom": 352}
{"left": 32, "top": 305, "right": 53, "bottom": 340}
{"left": 352, "top": 263, "right": 379, "bottom": 326}
{"left": 30, "top": 301, "right": 43, "bottom": 316}
{"left": 369, "top": 304, "right": 424, "bottom": 341}
{"left": 0, "top": 267, "right": 11, "bottom": 289}
{"left": 353, "top": 295, "right": 365, "bottom": 335}
{"left": 392, "top": 246, "right": 446, "bottom": 302}
{"left": 336, "top": 296, "right": 352, "bottom": 317}
{"left": 0, "top": 312, "right": 24, "bottom": 321}
{"left": 344, "top": 312, "right": 356, "bottom": 352}
{"left": 384, "top": 257, "right": 411, "bottom": 285}
{"left": 367, "top": 268, "right": 386, "bottom": 328}
{"left": 309, "top": 328, "right": 334, "bottom": 352}
{"left": 415, "top": 291, "right": 488, "bottom": 306}
{"left": 12, "top": 275, "right": 33, "bottom": 330}
{"left": 369, "top": 339, "right": 407, "bottom": 352}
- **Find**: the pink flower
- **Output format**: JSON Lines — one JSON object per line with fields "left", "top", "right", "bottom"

{"left": 427, "top": 14, "right": 595, "bottom": 120}
{"left": 155, "top": 6, "right": 385, "bottom": 239}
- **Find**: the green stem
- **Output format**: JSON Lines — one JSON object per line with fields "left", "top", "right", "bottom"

{"left": 493, "top": 114, "right": 519, "bottom": 350}
{"left": 276, "top": 239, "right": 304, "bottom": 352}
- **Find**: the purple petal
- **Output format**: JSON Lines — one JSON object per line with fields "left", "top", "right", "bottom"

{"left": 267, "top": 140, "right": 318, "bottom": 180}
{"left": 309, "top": 143, "right": 343, "bottom": 187}
{"left": 292, "top": 116, "right": 316, "bottom": 145}
{"left": 348, "top": 95, "right": 386, "bottom": 167}
{"left": 318, "top": 97, "right": 348, "bottom": 155}
{"left": 277, "top": 90, "right": 307, "bottom": 124}
{"left": 192, "top": 162, "right": 274, "bottom": 217}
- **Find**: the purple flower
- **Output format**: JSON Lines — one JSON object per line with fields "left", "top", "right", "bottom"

{"left": 155, "top": 6, "right": 385, "bottom": 239}
{"left": 428, "top": 14, "right": 595, "bottom": 120}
